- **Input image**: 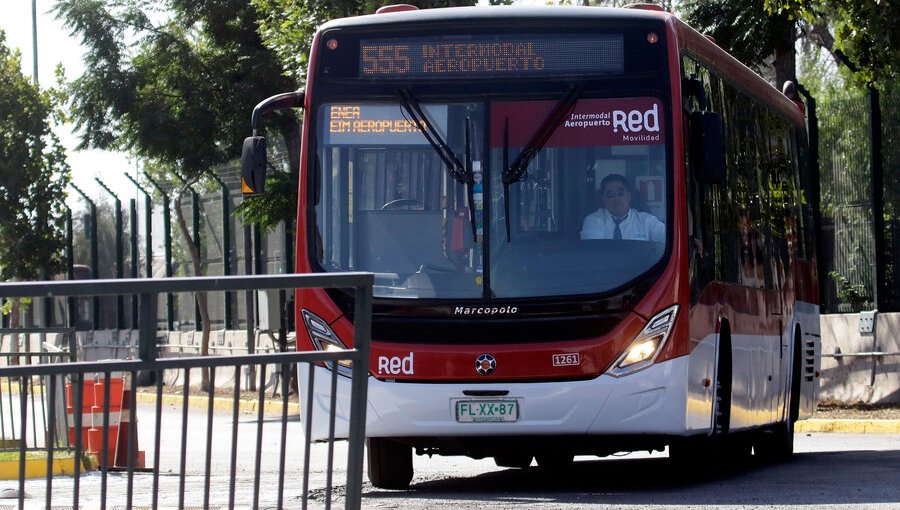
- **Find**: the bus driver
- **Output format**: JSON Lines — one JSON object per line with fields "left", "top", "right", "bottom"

{"left": 580, "top": 173, "right": 665, "bottom": 242}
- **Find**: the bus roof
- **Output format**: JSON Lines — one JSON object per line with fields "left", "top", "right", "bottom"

{"left": 320, "top": 5, "right": 672, "bottom": 31}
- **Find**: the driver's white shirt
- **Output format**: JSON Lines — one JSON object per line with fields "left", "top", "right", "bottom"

{"left": 580, "top": 207, "right": 665, "bottom": 242}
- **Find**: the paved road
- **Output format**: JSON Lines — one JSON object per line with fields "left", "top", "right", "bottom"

{"left": 364, "top": 433, "right": 900, "bottom": 510}
{"left": 8, "top": 401, "right": 351, "bottom": 509}
{"left": 5, "top": 397, "right": 899, "bottom": 509}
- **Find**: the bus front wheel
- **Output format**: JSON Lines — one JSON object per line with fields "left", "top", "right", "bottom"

{"left": 367, "top": 438, "right": 413, "bottom": 490}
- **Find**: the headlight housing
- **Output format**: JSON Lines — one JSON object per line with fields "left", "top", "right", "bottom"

{"left": 606, "top": 304, "right": 679, "bottom": 377}
{"left": 301, "top": 309, "right": 353, "bottom": 376}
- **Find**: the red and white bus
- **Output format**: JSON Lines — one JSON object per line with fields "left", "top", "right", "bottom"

{"left": 242, "top": 4, "right": 821, "bottom": 489}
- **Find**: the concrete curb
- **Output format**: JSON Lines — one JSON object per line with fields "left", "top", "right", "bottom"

{"left": 135, "top": 391, "right": 300, "bottom": 416}
{"left": 0, "top": 457, "right": 86, "bottom": 480}
{"left": 795, "top": 418, "right": 900, "bottom": 434}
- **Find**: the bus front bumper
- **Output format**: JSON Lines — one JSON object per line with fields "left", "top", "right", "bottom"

{"left": 299, "top": 353, "right": 715, "bottom": 442}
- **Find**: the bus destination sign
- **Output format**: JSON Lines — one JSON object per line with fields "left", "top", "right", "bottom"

{"left": 359, "top": 35, "right": 623, "bottom": 79}
{"left": 322, "top": 103, "right": 448, "bottom": 145}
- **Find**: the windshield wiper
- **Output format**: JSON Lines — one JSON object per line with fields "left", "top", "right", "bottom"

{"left": 501, "top": 84, "right": 582, "bottom": 241}
{"left": 397, "top": 89, "right": 477, "bottom": 241}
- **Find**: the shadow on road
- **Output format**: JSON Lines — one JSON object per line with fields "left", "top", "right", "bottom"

{"left": 363, "top": 450, "right": 900, "bottom": 507}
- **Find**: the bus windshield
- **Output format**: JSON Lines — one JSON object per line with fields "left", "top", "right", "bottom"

{"left": 314, "top": 96, "right": 669, "bottom": 299}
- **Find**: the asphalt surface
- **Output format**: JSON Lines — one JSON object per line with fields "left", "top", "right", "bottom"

{"left": 2, "top": 392, "right": 899, "bottom": 510}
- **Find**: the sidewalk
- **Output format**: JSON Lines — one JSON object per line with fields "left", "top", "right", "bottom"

{"left": 134, "top": 389, "right": 300, "bottom": 416}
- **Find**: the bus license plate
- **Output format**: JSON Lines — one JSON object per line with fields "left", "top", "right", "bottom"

{"left": 455, "top": 400, "right": 519, "bottom": 423}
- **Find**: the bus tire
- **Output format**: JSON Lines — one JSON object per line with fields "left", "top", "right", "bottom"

{"left": 367, "top": 438, "right": 413, "bottom": 490}
{"left": 535, "top": 452, "right": 574, "bottom": 470}
{"left": 755, "top": 330, "right": 802, "bottom": 462}
{"left": 494, "top": 452, "right": 533, "bottom": 468}
{"left": 668, "top": 436, "right": 704, "bottom": 466}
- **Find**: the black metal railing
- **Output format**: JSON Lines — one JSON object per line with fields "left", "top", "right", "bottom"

{"left": 0, "top": 273, "right": 372, "bottom": 510}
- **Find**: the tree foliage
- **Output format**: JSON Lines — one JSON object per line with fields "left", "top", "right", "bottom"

{"left": 681, "top": 0, "right": 797, "bottom": 86}
{"left": 251, "top": 0, "right": 492, "bottom": 82}
{"left": 766, "top": 0, "right": 900, "bottom": 86}
{"left": 238, "top": 0, "right": 494, "bottom": 229}
{"left": 0, "top": 31, "right": 71, "bottom": 282}
{"left": 55, "top": 0, "right": 297, "bottom": 172}
{"left": 54, "top": 0, "right": 297, "bottom": 383}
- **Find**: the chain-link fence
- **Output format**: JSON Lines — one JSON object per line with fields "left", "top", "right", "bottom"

{"left": 1, "top": 162, "right": 296, "bottom": 335}
{"left": 818, "top": 87, "right": 899, "bottom": 313}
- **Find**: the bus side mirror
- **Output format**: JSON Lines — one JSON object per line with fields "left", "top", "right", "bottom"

{"left": 241, "top": 136, "right": 267, "bottom": 195}
{"left": 240, "top": 89, "right": 305, "bottom": 196}
{"left": 690, "top": 111, "right": 726, "bottom": 185}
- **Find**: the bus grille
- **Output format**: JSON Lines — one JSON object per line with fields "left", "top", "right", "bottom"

{"left": 372, "top": 315, "right": 623, "bottom": 345}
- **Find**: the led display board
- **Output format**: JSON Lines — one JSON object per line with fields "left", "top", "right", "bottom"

{"left": 358, "top": 35, "right": 623, "bottom": 79}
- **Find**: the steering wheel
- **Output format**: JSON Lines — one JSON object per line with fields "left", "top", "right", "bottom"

{"left": 381, "top": 198, "right": 424, "bottom": 210}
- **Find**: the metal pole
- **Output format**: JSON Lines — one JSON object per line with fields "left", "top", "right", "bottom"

{"left": 796, "top": 84, "right": 825, "bottom": 305}
{"left": 31, "top": 0, "right": 38, "bottom": 85}
{"left": 69, "top": 184, "right": 99, "bottom": 329}
{"left": 95, "top": 178, "right": 125, "bottom": 330}
{"left": 174, "top": 174, "right": 202, "bottom": 329}
{"left": 144, "top": 174, "right": 174, "bottom": 330}
{"left": 207, "top": 172, "right": 233, "bottom": 329}
{"left": 124, "top": 173, "right": 153, "bottom": 281}
{"left": 243, "top": 224, "right": 255, "bottom": 390}
{"left": 65, "top": 206, "right": 75, "bottom": 328}
{"left": 867, "top": 86, "right": 885, "bottom": 310}
{"left": 129, "top": 198, "right": 139, "bottom": 326}
{"left": 345, "top": 277, "right": 372, "bottom": 510}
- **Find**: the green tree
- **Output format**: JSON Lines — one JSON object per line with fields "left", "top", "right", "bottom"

{"left": 681, "top": 0, "right": 797, "bottom": 87}
{"left": 55, "top": 0, "right": 296, "bottom": 388}
{"left": 252, "top": 1, "right": 489, "bottom": 81}
{"left": 0, "top": 31, "right": 71, "bottom": 326}
{"left": 767, "top": 0, "right": 900, "bottom": 86}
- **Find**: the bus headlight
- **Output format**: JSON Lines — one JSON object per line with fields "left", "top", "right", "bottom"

{"left": 301, "top": 309, "right": 353, "bottom": 375}
{"left": 606, "top": 305, "right": 679, "bottom": 377}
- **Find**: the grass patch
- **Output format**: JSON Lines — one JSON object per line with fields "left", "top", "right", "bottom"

{"left": 0, "top": 449, "right": 80, "bottom": 462}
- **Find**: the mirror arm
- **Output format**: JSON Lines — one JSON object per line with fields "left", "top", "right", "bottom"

{"left": 251, "top": 90, "right": 305, "bottom": 136}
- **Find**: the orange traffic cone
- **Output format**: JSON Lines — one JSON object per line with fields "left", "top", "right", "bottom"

{"left": 65, "top": 378, "right": 94, "bottom": 450}
{"left": 114, "top": 377, "right": 145, "bottom": 469}
{"left": 88, "top": 375, "right": 124, "bottom": 467}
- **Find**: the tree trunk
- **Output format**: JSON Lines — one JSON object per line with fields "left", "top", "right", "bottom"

{"left": 811, "top": 23, "right": 858, "bottom": 72}
{"left": 773, "top": 18, "right": 797, "bottom": 90}
{"left": 174, "top": 182, "right": 211, "bottom": 391}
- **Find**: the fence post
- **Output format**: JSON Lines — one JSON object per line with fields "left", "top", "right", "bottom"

{"left": 125, "top": 174, "right": 154, "bottom": 281}
{"left": 137, "top": 292, "right": 158, "bottom": 386}
{"left": 96, "top": 178, "right": 125, "bottom": 330}
{"left": 144, "top": 174, "right": 174, "bottom": 330}
{"left": 174, "top": 173, "right": 203, "bottom": 329}
{"left": 130, "top": 198, "right": 139, "bottom": 326}
{"left": 244, "top": 224, "right": 255, "bottom": 391}
{"left": 796, "top": 83, "right": 826, "bottom": 304}
{"left": 345, "top": 277, "right": 372, "bottom": 510}
{"left": 65, "top": 206, "right": 76, "bottom": 328}
{"left": 867, "top": 86, "right": 885, "bottom": 310}
{"left": 69, "top": 184, "right": 100, "bottom": 330}
{"left": 207, "top": 171, "right": 233, "bottom": 329}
